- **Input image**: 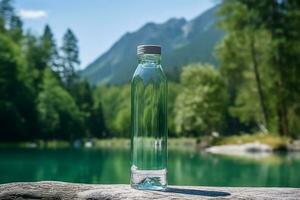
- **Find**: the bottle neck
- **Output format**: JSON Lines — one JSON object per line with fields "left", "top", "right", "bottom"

{"left": 138, "top": 54, "right": 161, "bottom": 65}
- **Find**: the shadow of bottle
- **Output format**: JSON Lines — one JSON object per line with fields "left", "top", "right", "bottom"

{"left": 164, "top": 187, "right": 231, "bottom": 197}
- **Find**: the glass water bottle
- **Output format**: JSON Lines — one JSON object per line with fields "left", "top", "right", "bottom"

{"left": 131, "top": 45, "right": 168, "bottom": 190}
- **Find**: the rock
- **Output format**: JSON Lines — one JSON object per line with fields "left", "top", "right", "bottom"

{"left": 288, "top": 140, "right": 300, "bottom": 151}
{"left": 0, "top": 181, "right": 299, "bottom": 200}
{"left": 206, "top": 142, "right": 273, "bottom": 157}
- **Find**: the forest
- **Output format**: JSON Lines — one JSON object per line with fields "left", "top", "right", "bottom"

{"left": 0, "top": 0, "right": 299, "bottom": 142}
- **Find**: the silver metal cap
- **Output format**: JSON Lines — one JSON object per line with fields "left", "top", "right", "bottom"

{"left": 137, "top": 45, "right": 161, "bottom": 55}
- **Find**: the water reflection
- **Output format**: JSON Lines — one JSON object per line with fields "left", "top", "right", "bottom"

{"left": 0, "top": 148, "right": 299, "bottom": 187}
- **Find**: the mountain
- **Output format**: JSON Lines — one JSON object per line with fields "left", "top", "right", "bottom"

{"left": 80, "top": 5, "right": 224, "bottom": 85}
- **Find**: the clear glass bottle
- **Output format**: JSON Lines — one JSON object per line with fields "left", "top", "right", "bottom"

{"left": 131, "top": 45, "right": 168, "bottom": 190}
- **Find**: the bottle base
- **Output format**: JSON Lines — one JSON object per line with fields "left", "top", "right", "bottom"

{"left": 130, "top": 166, "right": 167, "bottom": 191}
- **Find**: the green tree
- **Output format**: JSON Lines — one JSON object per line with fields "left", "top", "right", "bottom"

{"left": 248, "top": 0, "right": 300, "bottom": 136}
{"left": 94, "top": 85, "right": 130, "bottom": 137}
{"left": 0, "top": 0, "right": 14, "bottom": 29}
{"left": 217, "top": 1, "right": 273, "bottom": 132}
{"left": 90, "top": 99, "right": 106, "bottom": 138}
{"left": 61, "top": 28, "right": 80, "bottom": 86}
{"left": 70, "top": 80, "right": 106, "bottom": 138}
{"left": 41, "top": 25, "right": 60, "bottom": 73}
{"left": 37, "top": 68, "right": 84, "bottom": 140}
{"left": 23, "top": 33, "right": 49, "bottom": 92}
{"left": 0, "top": 0, "right": 22, "bottom": 41}
{"left": 174, "top": 64, "right": 228, "bottom": 137}
{"left": 24, "top": 29, "right": 58, "bottom": 92}
{"left": 0, "top": 0, "right": 97, "bottom": 142}
{"left": 218, "top": 0, "right": 300, "bottom": 137}
{"left": 8, "top": 15, "right": 22, "bottom": 41}
{"left": 167, "top": 82, "right": 180, "bottom": 136}
{"left": 0, "top": 33, "right": 37, "bottom": 141}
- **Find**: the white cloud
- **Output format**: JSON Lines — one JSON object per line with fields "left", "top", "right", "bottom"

{"left": 19, "top": 9, "right": 47, "bottom": 19}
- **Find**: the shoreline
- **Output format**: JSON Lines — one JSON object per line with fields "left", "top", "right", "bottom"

{"left": 0, "top": 138, "right": 197, "bottom": 150}
{"left": 0, "top": 136, "right": 299, "bottom": 154}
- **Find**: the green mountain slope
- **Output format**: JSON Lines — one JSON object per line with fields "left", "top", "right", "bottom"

{"left": 80, "top": 5, "right": 224, "bottom": 85}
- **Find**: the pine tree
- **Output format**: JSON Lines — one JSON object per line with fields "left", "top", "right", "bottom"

{"left": 61, "top": 28, "right": 80, "bottom": 86}
{"left": 0, "top": 0, "right": 23, "bottom": 42}
{"left": 69, "top": 80, "right": 106, "bottom": 138}
{"left": 9, "top": 15, "right": 22, "bottom": 41}
{"left": 41, "top": 25, "right": 60, "bottom": 73}
{"left": 0, "top": 0, "right": 14, "bottom": 29}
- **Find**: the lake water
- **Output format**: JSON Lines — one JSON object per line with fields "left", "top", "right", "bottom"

{"left": 0, "top": 148, "right": 300, "bottom": 187}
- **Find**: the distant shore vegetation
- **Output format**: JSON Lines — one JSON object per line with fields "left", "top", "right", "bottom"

{"left": 0, "top": 0, "right": 299, "bottom": 144}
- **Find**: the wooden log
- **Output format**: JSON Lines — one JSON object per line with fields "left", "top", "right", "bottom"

{"left": 0, "top": 181, "right": 299, "bottom": 200}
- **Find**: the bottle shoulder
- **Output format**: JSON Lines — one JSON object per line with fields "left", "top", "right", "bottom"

{"left": 132, "top": 64, "right": 167, "bottom": 81}
{"left": 132, "top": 66, "right": 167, "bottom": 86}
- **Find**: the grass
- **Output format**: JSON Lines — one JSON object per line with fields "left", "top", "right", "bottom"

{"left": 37, "top": 140, "right": 70, "bottom": 148}
{"left": 93, "top": 138, "right": 130, "bottom": 149}
{"left": 168, "top": 138, "right": 197, "bottom": 150}
{"left": 0, "top": 140, "right": 70, "bottom": 149}
{"left": 92, "top": 137, "right": 197, "bottom": 150}
{"left": 211, "top": 132, "right": 291, "bottom": 150}
{"left": 0, "top": 142, "right": 30, "bottom": 148}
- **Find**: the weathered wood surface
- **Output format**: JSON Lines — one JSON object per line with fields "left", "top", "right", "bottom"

{"left": 0, "top": 181, "right": 299, "bottom": 200}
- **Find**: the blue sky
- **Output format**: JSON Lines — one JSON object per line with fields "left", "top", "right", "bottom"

{"left": 15, "top": 0, "right": 217, "bottom": 69}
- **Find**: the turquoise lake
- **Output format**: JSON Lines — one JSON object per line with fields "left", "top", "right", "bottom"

{"left": 0, "top": 148, "right": 299, "bottom": 187}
